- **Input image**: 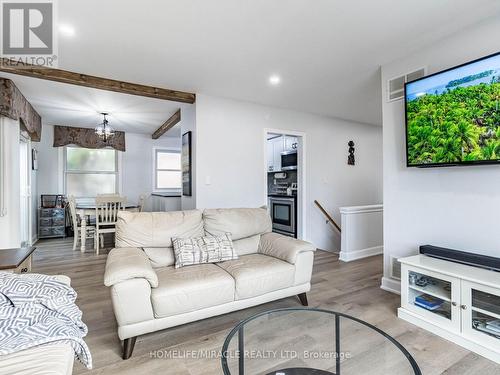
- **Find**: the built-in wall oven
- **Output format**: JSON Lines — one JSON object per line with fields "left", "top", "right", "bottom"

{"left": 268, "top": 196, "right": 296, "bottom": 237}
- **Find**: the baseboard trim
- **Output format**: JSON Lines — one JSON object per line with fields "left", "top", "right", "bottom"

{"left": 380, "top": 276, "right": 401, "bottom": 294}
{"left": 398, "top": 308, "right": 500, "bottom": 364}
{"left": 339, "top": 245, "right": 383, "bottom": 262}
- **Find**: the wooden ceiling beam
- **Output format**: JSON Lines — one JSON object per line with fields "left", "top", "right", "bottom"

{"left": 0, "top": 60, "right": 195, "bottom": 104}
{"left": 152, "top": 109, "right": 181, "bottom": 139}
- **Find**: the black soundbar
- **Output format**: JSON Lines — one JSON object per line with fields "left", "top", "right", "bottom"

{"left": 420, "top": 245, "right": 500, "bottom": 272}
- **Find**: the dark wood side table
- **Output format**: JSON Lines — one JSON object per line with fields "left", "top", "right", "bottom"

{"left": 0, "top": 247, "right": 36, "bottom": 274}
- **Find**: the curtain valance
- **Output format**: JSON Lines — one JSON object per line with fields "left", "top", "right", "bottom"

{"left": 0, "top": 78, "right": 41, "bottom": 141}
{"left": 53, "top": 125, "right": 125, "bottom": 151}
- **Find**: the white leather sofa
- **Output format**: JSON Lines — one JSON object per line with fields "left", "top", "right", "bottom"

{"left": 104, "top": 207, "right": 316, "bottom": 359}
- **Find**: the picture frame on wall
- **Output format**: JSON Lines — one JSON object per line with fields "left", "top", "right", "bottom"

{"left": 182, "top": 131, "right": 192, "bottom": 196}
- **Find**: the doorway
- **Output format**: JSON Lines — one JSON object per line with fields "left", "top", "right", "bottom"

{"left": 19, "top": 134, "right": 31, "bottom": 247}
{"left": 264, "top": 129, "right": 306, "bottom": 240}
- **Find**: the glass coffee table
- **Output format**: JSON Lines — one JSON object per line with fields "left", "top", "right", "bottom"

{"left": 221, "top": 308, "right": 421, "bottom": 375}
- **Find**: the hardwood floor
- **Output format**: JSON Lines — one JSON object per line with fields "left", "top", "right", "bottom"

{"left": 32, "top": 238, "right": 500, "bottom": 374}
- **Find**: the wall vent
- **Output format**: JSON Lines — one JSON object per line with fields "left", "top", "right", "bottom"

{"left": 390, "top": 256, "right": 401, "bottom": 280}
{"left": 387, "top": 67, "right": 426, "bottom": 102}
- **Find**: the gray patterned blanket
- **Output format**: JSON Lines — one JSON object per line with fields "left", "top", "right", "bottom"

{"left": 0, "top": 273, "right": 92, "bottom": 369}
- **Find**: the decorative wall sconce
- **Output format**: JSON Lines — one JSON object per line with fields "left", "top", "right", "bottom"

{"left": 348, "top": 141, "right": 355, "bottom": 165}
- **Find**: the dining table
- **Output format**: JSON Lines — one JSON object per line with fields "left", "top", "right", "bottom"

{"left": 75, "top": 202, "right": 140, "bottom": 252}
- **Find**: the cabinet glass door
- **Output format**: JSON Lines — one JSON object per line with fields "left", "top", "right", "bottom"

{"left": 462, "top": 280, "right": 500, "bottom": 351}
{"left": 401, "top": 265, "right": 461, "bottom": 332}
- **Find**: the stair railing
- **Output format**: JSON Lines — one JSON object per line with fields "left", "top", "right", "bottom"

{"left": 314, "top": 200, "right": 341, "bottom": 232}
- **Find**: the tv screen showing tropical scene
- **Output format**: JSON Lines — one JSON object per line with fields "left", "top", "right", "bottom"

{"left": 405, "top": 53, "right": 500, "bottom": 166}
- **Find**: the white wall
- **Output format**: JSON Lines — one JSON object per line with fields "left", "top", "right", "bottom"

{"left": 340, "top": 204, "right": 383, "bottom": 262}
{"left": 35, "top": 124, "right": 59, "bottom": 197}
{"left": 34, "top": 125, "right": 182, "bottom": 211}
{"left": 381, "top": 18, "right": 500, "bottom": 293}
{"left": 195, "top": 94, "right": 382, "bottom": 251}
{"left": 0, "top": 117, "right": 21, "bottom": 249}
{"left": 121, "top": 132, "right": 181, "bottom": 210}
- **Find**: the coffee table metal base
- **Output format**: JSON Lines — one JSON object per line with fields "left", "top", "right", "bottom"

{"left": 266, "top": 368, "right": 334, "bottom": 375}
{"left": 222, "top": 307, "right": 421, "bottom": 375}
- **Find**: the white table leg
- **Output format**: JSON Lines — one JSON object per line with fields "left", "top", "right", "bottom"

{"left": 80, "top": 213, "right": 87, "bottom": 252}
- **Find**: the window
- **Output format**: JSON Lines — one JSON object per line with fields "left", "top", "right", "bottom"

{"left": 65, "top": 147, "right": 118, "bottom": 198}
{"left": 154, "top": 148, "right": 181, "bottom": 191}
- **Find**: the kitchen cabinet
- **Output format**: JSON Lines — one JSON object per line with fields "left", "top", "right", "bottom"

{"left": 267, "top": 135, "right": 298, "bottom": 172}
{"left": 267, "top": 141, "right": 275, "bottom": 172}
{"left": 284, "top": 136, "right": 298, "bottom": 152}
{"left": 268, "top": 136, "right": 283, "bottom": 172}
{"left": 150, "top": 194, "right": 182, "bottom": 212}
{"left": 273, "top": 137, "right": 284, "bottom": 171}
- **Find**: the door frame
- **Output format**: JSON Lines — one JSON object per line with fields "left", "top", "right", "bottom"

{"left": 263, "top": 128, "right": 307, "bottom": 240}
{"left": 19, "top": 132, "right": 32, "bottom": 246}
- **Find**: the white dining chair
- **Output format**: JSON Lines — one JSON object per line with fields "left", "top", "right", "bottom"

{"left": 68, "top": 196, "right": 96, "bottom": 251}
{"left": 138, "top": 194, "right": 149, "bottom": 212}
{"left": 94, "top": 195, "right": 126, "bottom": 255}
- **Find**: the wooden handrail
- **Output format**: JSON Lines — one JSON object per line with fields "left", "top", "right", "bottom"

{"left": 314, "top": 200, "right": 341, "bottom": 233}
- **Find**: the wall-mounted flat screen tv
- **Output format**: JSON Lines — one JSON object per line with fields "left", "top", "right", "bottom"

{"left": 405, "top": 52, "right": 500, "bottom": 167}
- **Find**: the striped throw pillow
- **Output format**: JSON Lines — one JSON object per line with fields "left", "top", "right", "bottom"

{"left": 172, "top": 233, "right": 238, "bottom": 268}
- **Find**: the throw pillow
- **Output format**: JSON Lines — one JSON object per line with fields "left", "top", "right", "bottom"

{"left": 172, "top": 233, "right": 238, "bottom": 268}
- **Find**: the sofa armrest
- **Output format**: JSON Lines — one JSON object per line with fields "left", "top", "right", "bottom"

{"left": 104, "top": 247, "right": 158, "bottom": 288}
{"left": 111, "top": 279, "right": 155, "bottom": 330}
{"left": 258, "top": 232, "right": 316, "bottom": 264}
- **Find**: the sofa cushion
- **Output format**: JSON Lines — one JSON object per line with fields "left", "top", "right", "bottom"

{"left": 203, "top": 208, "right": 272, "bottom": 242}
{"left": 232, "top": 234, "right": 261, "bottom": 256}
{"left": 151, "top": 264, "right": 235, "bottom": 318}
{"left": 142, "top": 247, "right": 175, "bottom": 268}
{"left": 217, "top": 254, "right": 295, "bottom": 300}
{"left": 115, "top": 210, "right": 204, "bottom": 248}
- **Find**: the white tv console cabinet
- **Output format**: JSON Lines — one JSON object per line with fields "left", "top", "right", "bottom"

{"left": 398, "top": 254, "right": 500, "bottom": 364}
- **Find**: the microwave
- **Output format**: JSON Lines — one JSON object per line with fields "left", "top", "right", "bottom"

{"left": 281, "top": 150, "right": 297, "bottom": 171}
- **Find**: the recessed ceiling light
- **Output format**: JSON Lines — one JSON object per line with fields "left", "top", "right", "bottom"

{"left": 59, "top": 24, "right": 75, "bottom": 37}
{"left": 269, "top": 75, "right": 281, "bottom": 86}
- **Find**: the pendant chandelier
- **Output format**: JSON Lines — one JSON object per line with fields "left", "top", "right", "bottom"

{"left": 95, "top": 112, "right": 115, "bottom": 142}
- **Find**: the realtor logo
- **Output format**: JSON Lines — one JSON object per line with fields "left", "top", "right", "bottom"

{"left": 1, "top": 0, "right": 58, "bottom": 67}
